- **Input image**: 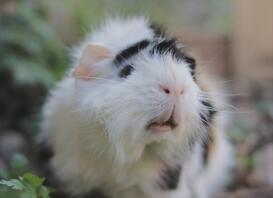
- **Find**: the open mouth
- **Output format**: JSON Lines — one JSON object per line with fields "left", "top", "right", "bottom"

{"left": 147, "top": 118, "right": 178, "bottom": 133}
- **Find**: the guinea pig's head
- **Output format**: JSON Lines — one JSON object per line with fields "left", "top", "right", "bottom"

{"left": 72, "top": 38, "right": 210, "bottom": 165}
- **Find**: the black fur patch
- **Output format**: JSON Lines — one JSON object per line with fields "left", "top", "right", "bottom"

{"left": 200, "top": 100, "right": 217, "bottom": 163}
{"left": 150, "top": 39, "right": 185, "bottom": 61}
{"left": 151, "top": 38, "right": 185, "bottom": 60}
{"left": 184, "top": 56, "right": 196, "bottom": 78}
{"left": 159, "top": 165, "right": 181, "bottom": 190}
{"left": 149, "top": 23, "right": 166, "bottom": 37}
{"left": 150, "top": 38, "right": 196, "bottom": 78}
{"left": 200, "top": 100, "right": 217, "bottom": 127}
{"left": 114, "top": 40, "right": 150, "bottom": 65}
{"left": 201, "top": 130, "right": 213, "bottom": 164}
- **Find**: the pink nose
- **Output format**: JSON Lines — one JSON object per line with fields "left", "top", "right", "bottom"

{"left": 160, "top": 85, "right": 184, "bottom": 96}
{"left": 160, "top": 85, "right": 183, "bottom": 126}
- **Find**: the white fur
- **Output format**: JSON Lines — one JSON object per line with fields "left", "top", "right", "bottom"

{"left": 41, "top": 17, "right": 233, "bottom": 198}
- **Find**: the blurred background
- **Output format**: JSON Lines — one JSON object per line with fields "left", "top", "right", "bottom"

{"left": 0, "top": 0, "right": 272, "bottom": 197}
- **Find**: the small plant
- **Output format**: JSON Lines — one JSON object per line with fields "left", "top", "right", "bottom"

{"left": 0, "top": 153, "right": 53, "bottom": 198}
{"left": 0, "top": 173, "right": 53, "bottom": 198}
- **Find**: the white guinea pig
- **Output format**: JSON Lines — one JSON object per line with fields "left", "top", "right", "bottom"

{"left": 41, "top": 17, "right": 233, "bottom": 198}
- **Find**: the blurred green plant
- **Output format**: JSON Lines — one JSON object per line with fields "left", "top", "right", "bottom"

{"left": 0, "top": 153, "right": 52, "bottom": 198}
{"left": 0, "top": 0, "right": 68, "bottom": 134}
{"left": 0, "top": 0, "right": 68, "bottom": 85}
{"left": 0, "top": 173, "right": 52, "bottom": 198}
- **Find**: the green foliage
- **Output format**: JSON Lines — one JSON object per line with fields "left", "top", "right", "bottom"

{"left": 0, "top": 0, "right": 68, "bottom": 86}
{"left": 0, "top": 0, "right": 69, "bottom": 135}
{"left": 0, "top": 153, "right": 53, "bottom": 198}
{"left": 0, "top": 173, "right": 53, "bottom": 198}
{"left": 0, "top": 179, "right": 25, "bottom": 191}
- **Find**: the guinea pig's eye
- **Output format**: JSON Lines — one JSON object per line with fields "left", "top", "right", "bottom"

{"left": 119, "top": 65, "right": 135, "bottom": 78}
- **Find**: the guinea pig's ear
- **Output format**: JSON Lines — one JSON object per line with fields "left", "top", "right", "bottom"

{"left": 72, "top": 44, "right": 109, "bottom": 80}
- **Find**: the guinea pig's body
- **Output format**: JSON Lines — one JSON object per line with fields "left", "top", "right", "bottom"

{"left": 41, "top": 17, "right": 233, "bottom": 198}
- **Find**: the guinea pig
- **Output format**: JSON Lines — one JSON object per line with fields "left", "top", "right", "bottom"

{"left": 41, "top": 17, "right": 233, "bottom": 198}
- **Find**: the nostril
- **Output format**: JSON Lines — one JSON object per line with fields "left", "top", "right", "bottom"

{"left": 180, "top": 89, "right": 184, "bottom": 95}
{"left": 163, "top": 88, "right": 170, "bottom": 94}
{"left": 160, "top": 85, "right": 171, "bottom": 95}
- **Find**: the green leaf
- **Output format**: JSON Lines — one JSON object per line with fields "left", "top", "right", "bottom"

{"left": 38, "top": 186, "right": 52, "bottom": 198}
{"left": 21, "top": 182, "right": 36, "bottom": 197}
{"left": 0, "top": 179, "right": 25, "bottom": 190}
{"left": 23, "top": 173, "right": 45, "bottom": 189}
{"left": 0, "top": 172, "right": 53, "bottom": 198}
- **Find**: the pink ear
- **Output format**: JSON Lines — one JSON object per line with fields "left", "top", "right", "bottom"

{"left": 72, "top": 44, "right": 109, "bottom": 80}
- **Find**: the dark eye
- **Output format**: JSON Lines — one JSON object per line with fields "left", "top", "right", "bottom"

{"left": 119, "top": 65, "right": 135, "bottom": 78}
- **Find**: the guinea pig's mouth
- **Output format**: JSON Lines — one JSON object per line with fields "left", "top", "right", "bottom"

{"left": 146, "top": 117, "right": 178, "bottom": 133}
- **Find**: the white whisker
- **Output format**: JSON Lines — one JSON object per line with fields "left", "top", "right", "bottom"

{"left": 74, "top": 76, "right": 116, "bottom": 83}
